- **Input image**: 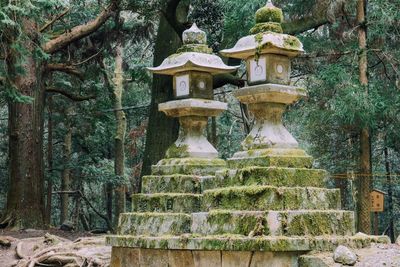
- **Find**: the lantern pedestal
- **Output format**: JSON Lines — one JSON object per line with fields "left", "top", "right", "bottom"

{"left": 228, "top": 83, "right": 313, "bottom": 168}
{"left": 151, "top": 99, "right": 227, "bottom": 176}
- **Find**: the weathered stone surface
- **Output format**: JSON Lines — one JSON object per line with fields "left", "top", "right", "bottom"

{"left": 205, "top": 167, "right": 327, "bottom": 190}
{"left": 222, "top": 251, "right": 252, "bottom": 267}
{"left": 132, "top": 193, "right": 202, "bottom": 213}
{"left": 250, "top": 252, "right": 299, "bottom": 267}
{"left": 139, "top": 249, "right": 169, "bottom": 267}
{"left": 333, "top": 245, "right": 357, "bottom": 265}
{"left": 228, "top": 151, "right": 313, "bottom": 169}
{"left": 299, "top": 254, "right": 338, "bottom": 267}
{"left": 152, "top": 158, "right": 226, "bottom": 176}
{"left": 169, "top": 250, "right": 195, "bottom": 267}
{"left": 191, "top": 210, "right": 355, "bottom": 237}
{"left": 193, "top": 251, "right": 221, "bottom": 267}
{"left": 110, "top": 247, "right": 140, "bottom": 267}
{"left": 117, "top": 213, "right": 191, "bottom": 236}
{"left": 142, "top": 174, "right": 213, "bottom": 194}
{"left": 107, "top": 234, "right": 389, "bottom": 252}
{"left": 203, "top": 186, "right": 341, "bottom": 211}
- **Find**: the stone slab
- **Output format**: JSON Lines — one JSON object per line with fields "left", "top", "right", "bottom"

{"left": 191, "top": 210, "right": 355, "bottom": 237}
{"left": 169, "top": 250, "right": 195, "bottom": 267}
{"left": 202, "top": 186, "right": 341, "bottom": 211}
{"left": 222, "top": 251, "right": 252, "bottom": 267}
{"left": 159, "top": 99, "right": 227, "bottom": 117}
{"left": 110, "top": 247, "right": 140, "bottom": 267}
{"left": 193, "top": 251, "right": 222, "bottom": 267}
{"left": 228, "top": 154, "right": 313, "bottom": 169}
{"left": 106, "top": 234, "right": 390, "bottom": 252}
{"left": 142, "top": 174, "right": 214, "bottom": 194}
{"left": 152, "top": 158, "right": 226, "bottom": 176}
{"left": 132, "top": 193, "right": 202, "bottom": 213}
{"left": 204, "top": 167, "right": 327, "bottom": 190}
{"left": 117, "top": 213, "right": 191, "bottom": 236}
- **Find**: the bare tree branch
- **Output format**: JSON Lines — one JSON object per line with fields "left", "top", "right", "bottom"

{"left": 46, "top": 87, "right": 96, "bottom": 101}
{"left": 282, "top": 0, "right": 347, "bottom": 35}
{"left": 46, "top": 63, "right": 84, "bottom": 80}
{"left": 40, "top": 8, "right": 70, "bottom": 32}
{"left": 43, "top": 2, "right": 118, "bottom": 54}
{"left": 213, "top": 73, "right": 245, "bottom": 89}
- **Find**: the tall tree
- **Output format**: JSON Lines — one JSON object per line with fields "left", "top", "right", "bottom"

{"left": 112, "top": 42, "right": 127, "bottom": 225}
{"left": 140, "top": 0, "right": 187, "bottom": 177}
{"left": 357, "top": 0, "right": 372, "bottom": 234}
{"left": 1, "top": 0, "right": 119, "bottom": 229}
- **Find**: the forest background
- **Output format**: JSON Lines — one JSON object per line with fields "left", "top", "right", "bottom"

{"left": 0, "top": 0, "right": 399, "bottom": 242}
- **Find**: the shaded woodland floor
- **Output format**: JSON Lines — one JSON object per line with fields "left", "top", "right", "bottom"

{"left": 0, "top": 231, "right": 110, "bottom": 267}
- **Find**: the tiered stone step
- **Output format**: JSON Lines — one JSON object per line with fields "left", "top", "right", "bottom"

{"left": 117, "top": 213, "right": 191, "bottom": 236}
{"left": 203, "top": 167, "right": 327, "bottom": 190}
{"left": 132, "top": 193, "right": 202, "bottom": 213}
{"left": 151, "top": 158, "right": 226, "bottom": 176}
{"left": 142, "top": 175, "right": 214, "bottom": 194}
{"left": 107, "top": 233, "right": 390, "bottom": 252}
{"left": 191, "top": 210, "right": 355, "bottom": 236}
{"left": 202, "top": 186, "right": 341, "bottom": 211}
{"left": 228, "top": 149, "right": 313, "bottom": 169}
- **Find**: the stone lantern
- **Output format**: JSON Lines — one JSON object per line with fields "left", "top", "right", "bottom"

{"left": 220, "top": 0, "right": 311, "bottom": 167}
{"left": 148, "top": 24, "right": 238, "bottom": 172}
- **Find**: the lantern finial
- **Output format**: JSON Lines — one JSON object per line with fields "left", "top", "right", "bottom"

{"left": 182, "top": 23, "right": 207, "bottom": 45}
{"left": 251, "top": 0, "right": 284, "bottom": 34}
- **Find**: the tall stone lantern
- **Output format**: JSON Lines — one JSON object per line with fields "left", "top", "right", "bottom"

{"left": 149, "top": 24, "right": 238, "bottom": 174}
{"left": 220, "top": 0, "right": 312, "bottom": 167}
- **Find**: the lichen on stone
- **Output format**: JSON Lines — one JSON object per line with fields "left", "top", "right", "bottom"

{"left": 283, "top": 36, "right": 302, "bottom": 50}
{"left": 255, "top": 4, "right": 283, "bottom": 24}
{"left": 250, "top": 23, "right": 283, "bottom": 35}
{"left": 166, "top": 144, "right": 190, "bottom": 158}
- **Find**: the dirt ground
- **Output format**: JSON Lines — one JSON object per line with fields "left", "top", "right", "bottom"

{"left": 0, "top": 229, "right": 110, "bottom": 267}
{"left": 0, "top": 228, "right": 95, "bottom": 241}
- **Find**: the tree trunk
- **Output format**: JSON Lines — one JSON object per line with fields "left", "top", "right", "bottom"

{"left": 384, "top": 146, "right": 394, "bottom": 242}
{"left": 113, "top": 43, "right": 126, "bottom": 227}
{"left": 140, "top": 14, "right": 183, "bottom": 179}
{"left": 357, "top": 0, "right": 372, "bottom": 234}
{"left": 45, "top": 96, "right": 54, "bottom": 226}
{"left": 2, "top": 20, "right": 46, "bottom": 229}
{"left": 60, "top": 110, "right": 72, "bottom": 225}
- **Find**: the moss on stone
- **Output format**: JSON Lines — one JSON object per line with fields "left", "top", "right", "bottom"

{"left": 283, "top": 36, "right": 302, "bottom": 50}
{"left": 255, "top": 6, "right": 283, "bottom": 24}
{"left": 203, "top": 186, "right": 341, "bottom": 211}
{"left": 142, "top": 175, "right": 203, "bottom": 194}
{"left": 250, "top": 23, "right": 283, "bottom": 34}
{"left": 176, "top": 44, "right": 213, "bottom": 54}
{"left": 132, "top": 193, "right": 202, "bottom": 213}
{"left": 166, "top": 144, "right": 189, "bottom": 158}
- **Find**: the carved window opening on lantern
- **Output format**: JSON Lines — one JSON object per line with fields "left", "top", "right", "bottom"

{"left": 173, "top": 71, "right": 213, "bottom": 99}
{"left": 247, "top": 54, "right": 291, "bottom": 85}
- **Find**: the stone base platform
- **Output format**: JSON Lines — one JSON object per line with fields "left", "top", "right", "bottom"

{"left": 108, "top": 234, "right": 390, "bottom": 267}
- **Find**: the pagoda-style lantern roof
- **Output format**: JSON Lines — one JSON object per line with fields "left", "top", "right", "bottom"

{"left": 220, "top": 0, "right": 304, "bottom": 59}
{"left": 148, "top": 24, "right": 238, "bottom": 75}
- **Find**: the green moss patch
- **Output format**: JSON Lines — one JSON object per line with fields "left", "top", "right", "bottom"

{"left": 202, "top": 186, "right": 341, "bottom": 211}
{"left": 166, "top": 144, "right": 189, "bottom": 158}
{"left": 255, "top": 6, "right": 283, "bottom": 24}
{"left": 250, "top": 23, "right": 283, "bottom": 34}
{"left": 142, "top": 175, "right": 206, "bottom": 194}
{"left": 203, "top": 167, "right": 327, "bottom": 191}
{"left": 117, "top": 213, "right": 192, "bottom": 236}
{"left": 176, "top": 44, "right": 213, "bottom": 54}
{"left": 283, "top": 36, "right": 302, "bottom": 50}
{"left": 132, "top": 193, "right": 202, "bottom": 213}
{"left": 192, "top": 210, "right": 270, "bottom": 236}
